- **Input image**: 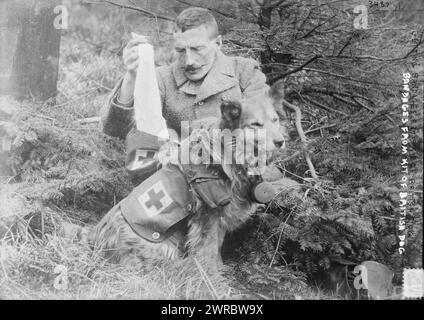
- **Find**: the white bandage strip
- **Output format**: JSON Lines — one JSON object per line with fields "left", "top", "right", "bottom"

{"left": 133, "top": 42, "right": 169, "bottom": 140}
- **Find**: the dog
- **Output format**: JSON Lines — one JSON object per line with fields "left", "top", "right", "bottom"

{"left": 90, "top": 80, "right": 289, "bottom": 272}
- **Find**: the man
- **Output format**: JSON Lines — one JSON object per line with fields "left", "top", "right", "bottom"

{"left": 102, "top": 7, "right": 268, "bottom": 186}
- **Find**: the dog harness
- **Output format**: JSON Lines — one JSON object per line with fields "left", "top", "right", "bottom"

{"left": 119, "top": 163, "right": 232, "bottom": 246}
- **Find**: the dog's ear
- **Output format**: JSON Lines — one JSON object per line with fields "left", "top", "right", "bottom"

{"left": 269, "top": 79, "right": 285, "bottom": 108}
{"left": 220, "top": 100, "right": 242, "bottom": 130}
{"left": 269, "top": 79, "right": 287, "bottom": 117}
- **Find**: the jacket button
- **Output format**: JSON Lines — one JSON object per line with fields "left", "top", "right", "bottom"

{"left": 186, "top": 204, "right": 192, "bottom": 212}
{"left": 152, "top": 232, "right": 160, "bottom": 240}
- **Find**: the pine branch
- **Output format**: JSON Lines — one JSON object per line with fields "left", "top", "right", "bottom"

{"left": 273, "top": 55, "right": 320, "bottom": 81}
{"left": 174, "top": 0, "right": 236, "bottom": 19}
{"left": 282, "top": 99, "right": 318, "bottom": 180}
{"left": 301, "top": 96, "right": 348, "bottom": 117}
{"left": 298, "top": 15, "right": 336, "bottom": 40}
{"left": 88, "top": 0, "right": 175, "bottom": 22}
{"left": 324, "top": 30, "right": 423, "bottom": 62}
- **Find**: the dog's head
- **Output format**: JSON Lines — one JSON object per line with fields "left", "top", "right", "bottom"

{"left": 219, "top": 80, "right": 290, "bottom": 175}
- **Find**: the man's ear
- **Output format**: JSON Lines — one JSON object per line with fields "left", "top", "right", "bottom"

{"left": 220, "top": 100, "right": 242, "bottom": 130}
{"left": 215, "top": 35, "right": 222, "bottom": 49}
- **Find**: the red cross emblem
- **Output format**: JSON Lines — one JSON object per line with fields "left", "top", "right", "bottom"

{"left": 137, "top": 180, "right": 172, "bottom": 217}
{"left": 130, "top": 149, "right": 157, "bottom": 171}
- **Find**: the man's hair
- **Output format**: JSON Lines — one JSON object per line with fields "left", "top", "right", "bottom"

{"left": 175, "top": 7, "right": 219, "bottom": 39}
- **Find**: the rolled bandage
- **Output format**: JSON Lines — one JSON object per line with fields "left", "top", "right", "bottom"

{"left": 133, "top": 38, "right": 169, "bottom": 140}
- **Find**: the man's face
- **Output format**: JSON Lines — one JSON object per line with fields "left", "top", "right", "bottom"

{"left": 173, "top": 25, "right": 221, "bottom": 81}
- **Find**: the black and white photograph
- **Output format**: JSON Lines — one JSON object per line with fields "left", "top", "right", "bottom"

{"left": 0, "top": 0, "right": 423, "bottom": 303}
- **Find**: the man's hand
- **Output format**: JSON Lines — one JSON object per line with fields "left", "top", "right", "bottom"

{"left": 118, "top": 34, "right": 149, "bottom": 104}
{"left": 124, "top": 34, "right": 149, "bottom": 76}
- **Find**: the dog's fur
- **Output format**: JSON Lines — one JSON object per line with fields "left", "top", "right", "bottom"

{"left": 90, "top": 81, "right": 288, "bottom": 271}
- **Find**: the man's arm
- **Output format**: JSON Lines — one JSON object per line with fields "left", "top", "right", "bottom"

{"left": 118, "top": 70, "right": 137, "bottom": 104}
{"left": 101, "top": 65, "right": 167, "bottom": 140}
{"left": 101, "top": 77, "right": 135, "bottom": 140}
{"left": 101, "top": 35, "right": 157, "bottom": 140}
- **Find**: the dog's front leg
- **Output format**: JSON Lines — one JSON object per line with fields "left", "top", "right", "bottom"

{"left": 188, "top": 215, "right": 225, "bottom": 273}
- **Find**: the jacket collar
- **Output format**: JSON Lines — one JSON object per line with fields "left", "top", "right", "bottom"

{"left": 172, "top": 51, "right": 238, "bottom": 103}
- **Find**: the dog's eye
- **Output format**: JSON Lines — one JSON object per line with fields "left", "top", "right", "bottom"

{"left": 251, "top": 122, "right": 263, "bottom": 127}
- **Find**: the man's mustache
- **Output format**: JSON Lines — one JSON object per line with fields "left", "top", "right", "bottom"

{"left": 184, "top": 65, "right": 202, "bottom": 72}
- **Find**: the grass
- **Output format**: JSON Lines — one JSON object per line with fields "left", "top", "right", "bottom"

{"left": 0, "top": 232, "right": 340, "bottom": 300}
{"left": 0, "top": 218, "right": 236, "bottom": 300}
{"left": 0, "top": 186, "right": 340, "bottom": 300}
